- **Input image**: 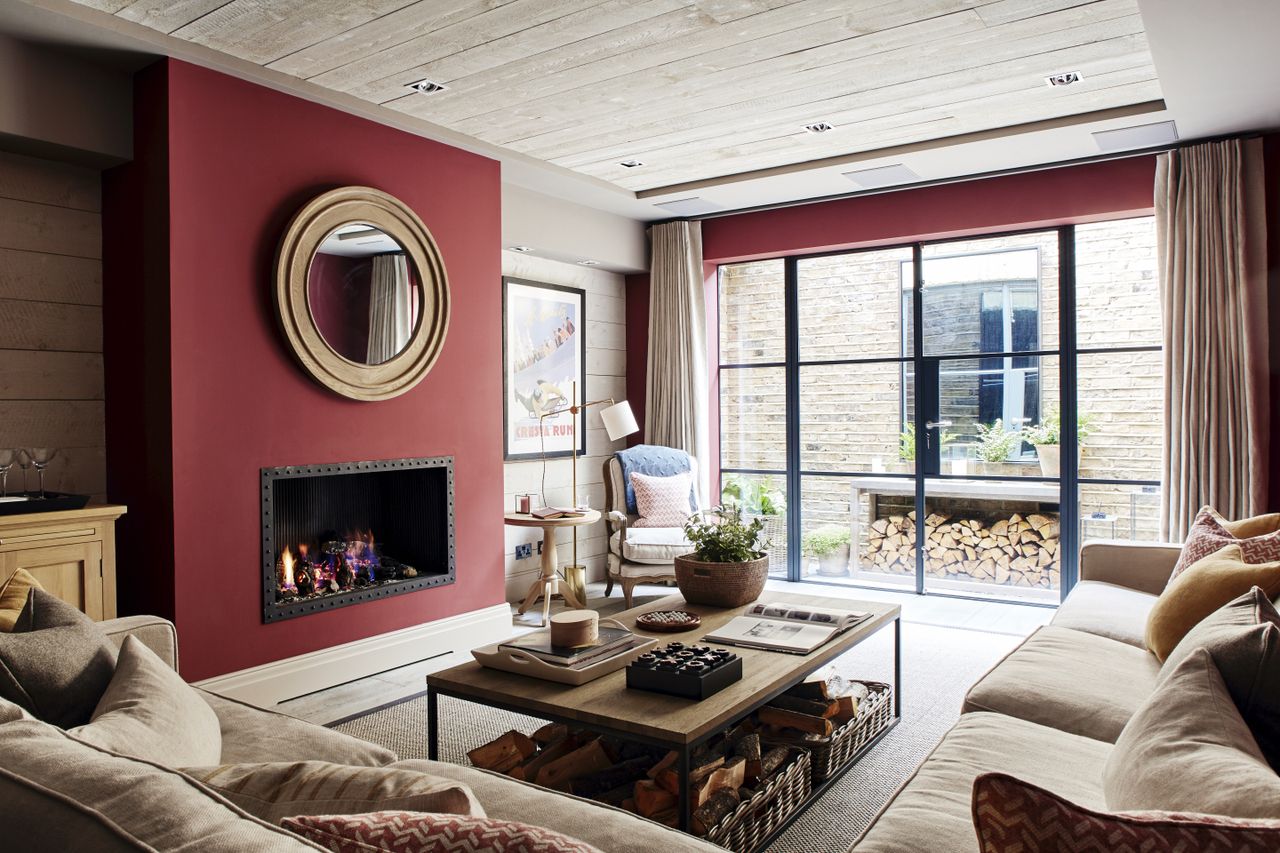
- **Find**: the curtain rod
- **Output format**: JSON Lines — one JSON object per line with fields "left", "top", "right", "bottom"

{"left": 656, "top": 131, "right": 1261, "bottom": 225}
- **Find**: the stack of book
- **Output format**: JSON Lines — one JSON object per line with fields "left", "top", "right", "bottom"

{"left": 499, "top": 625, "right": 643, "bottom": 670}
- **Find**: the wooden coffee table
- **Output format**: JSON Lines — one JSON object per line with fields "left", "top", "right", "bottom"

{"left": 426, "top": 590, "right": 901, "bottom": 843}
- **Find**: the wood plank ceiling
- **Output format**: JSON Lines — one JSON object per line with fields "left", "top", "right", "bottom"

{"left": 72, "top": 0, "right": 1162, "bottom": 194}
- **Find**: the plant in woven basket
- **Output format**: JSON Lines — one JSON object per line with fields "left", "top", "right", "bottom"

{"left": 684, "top": 505, "right": 768, "bottom": 563}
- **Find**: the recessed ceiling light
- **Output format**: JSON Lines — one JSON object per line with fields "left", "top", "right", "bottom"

{"left": 406, "top": 79, "right": 448, "bottom": 94}
{"left": 1092, "top": 120, "right": 1179, "bottom": 152}
{"left": 507, "top": 245, "right": 534, "bottom": 253}
{"left": 804, "top": 121, "right": 835, "bottom": 134}
{"left": 842, "top": 163, "right": 922, "bottom": 189}
{"left": 578, "top": 260, "right": 600, "bottom": 266}
{"left": 653, "top": 197, "right": 724, "bottom": 216}
{"left": 619, "top": 159, "right": 645, "bottom": 168}
{"left": 1044, "top": 71, "right": 1083, "bottom": 87}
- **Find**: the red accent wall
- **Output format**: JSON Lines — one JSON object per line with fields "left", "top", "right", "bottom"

{"left": 105, "top": 60, "right": 504, "bottom": 680}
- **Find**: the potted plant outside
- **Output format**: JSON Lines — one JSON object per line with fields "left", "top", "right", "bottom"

{"left": 1022, "top": 408, "right": 1095, "bottom": 476}
{"left": 973, "top": 419, "right": 1024, "bottom": 473}
{"left": 802, "top": 526, "right": 852, "bottom": 577}
{"left": 675, "top": 505, "right": 770, "bottom": 608}
{"left": 720, "top": 474, "right": 787, "bottom": 568}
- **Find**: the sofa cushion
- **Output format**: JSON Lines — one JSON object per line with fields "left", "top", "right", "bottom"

{"left": 1146, "top": 544, "right": 1280, "bottom": 660}
{"left": 1170, "top": 506, "right": 1280, "bottom": 581}
{"left": 0, "top": 568, "right": 42, "bottom": 631}
{"left": 0, "top": 718, "right": 322, "bottom": 851}
{"left": 973, "top": 772, "right": 1280, "bottom": 853}
{"left": 631, "top": 471, "right": 695, "bottom": 529}
{"left": 1105, "top": 648, "right": 1280, "bottom": 818}
{"left": 186, "top": 761, "right": 482, "bottom": 824}
{"left": 962, "top": 625, "right": 1160, "bottom": 742}
{"left": 850, "top": 712, "right": 1112, "bottom": 853}
{"left": 0, "top": 588, "right": 117, "bottom": 727}
{"left": 1159, "top": 587, "right": 1280, "bottom": 768}
{"left": 609, "top": 528, "right": 691, "bottom": 565}
{"left": 1050, "top": 580, "right": 1156, "bottom": 647}
{"left": 199, "top": 689, "right": 396, "bottom": 767}
{"left": 69, "top": 635, "right": 221, "bottom": 766}
{"left": 398, "top": 760, "right": 724, "bottom": 853}
{"left": 283, "top": 812, "right": 602, "bottom": 853}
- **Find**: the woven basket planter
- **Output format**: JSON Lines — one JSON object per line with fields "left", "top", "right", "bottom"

{"left": 673, "top": 554, "right": 769, "bottom": 608}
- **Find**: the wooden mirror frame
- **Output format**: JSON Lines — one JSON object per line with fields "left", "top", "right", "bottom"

{"left": 275, "top": 186, "right": 450, "bottom": 401}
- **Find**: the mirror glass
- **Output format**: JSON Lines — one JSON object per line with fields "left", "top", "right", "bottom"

{"left": 306, "top": 223, "right": 423, "bottom": 365}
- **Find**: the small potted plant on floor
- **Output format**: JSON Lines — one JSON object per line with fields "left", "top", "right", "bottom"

{"left": 1023, "top": 407, "right": 1095, "bottom": 476}
{"left": 802, "top": 526, "right": 852, "bottom": 577}
{"left": 675, "top": 505, "right": 770, "bottom": 608}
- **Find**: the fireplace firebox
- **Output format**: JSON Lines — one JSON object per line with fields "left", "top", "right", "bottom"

{"left": 261, "top": 457, "right": 455, "bottom": 622}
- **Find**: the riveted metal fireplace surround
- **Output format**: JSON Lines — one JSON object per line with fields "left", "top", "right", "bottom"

{"left": 261, "top": 456, "right": 455, "bottom": 622}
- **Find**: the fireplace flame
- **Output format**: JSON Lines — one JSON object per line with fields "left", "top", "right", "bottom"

{"left": 280, "top": 545, "right": 296, "bottom": 591}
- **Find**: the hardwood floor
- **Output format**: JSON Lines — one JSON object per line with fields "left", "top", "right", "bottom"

{"left": 281, "top": 579, "right": 1049, "bottom": 725}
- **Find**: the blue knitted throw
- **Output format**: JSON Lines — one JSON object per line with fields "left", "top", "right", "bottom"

{"left": 615, "top": 445, "right": 697, "bottom": 515}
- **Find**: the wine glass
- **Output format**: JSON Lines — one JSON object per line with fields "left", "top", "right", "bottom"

{"left": 0, "top": 449, "right": 14, "bottom": 498}
{"left": 26, "top": 448, "right": 58, "bottom": 500}
{"left": 15, "top": 449, "right": 32, "bottom": 496}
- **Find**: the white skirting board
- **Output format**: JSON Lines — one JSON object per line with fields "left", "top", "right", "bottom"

{"left": 194, "top": 603, "right": 512, "bottom": 708}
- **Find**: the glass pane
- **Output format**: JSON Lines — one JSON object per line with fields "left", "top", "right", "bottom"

{"left": 719, "top": 366, "right": 785, "bottom": 470}
{"left": 794, "top": 474, "right": 909, "bottom": 585}
{"left": 1077, "top": 350, "right": 1162, "bottom": 482}
{"left": 797, "top": 247, "right": 914, "bottom": 361}
{"left": 799, "top": 362, "right": 914, "bottom": 474}
{"left": 923, "top": 355, "right": 1059, "bottom": 477}
{"left": 842, "top": 475, "right": 916, "bottom": 586}
{"left": 922, "top": 483, "right": 1060, "bottom": 602}
{"left": 1075, "top": 217, "right": 1160, "bottom": 349}
{"left": 1080, "top": 483, "right": 1162, "bottom": 543}
{"left": 919, "top": 231, "right": 1060, "bottom": 356}
{"left": 719, "top": 472, "right": 788, "bottom": 578}
{"left": 719, "top": 260, "right": 784, "bottom": 364}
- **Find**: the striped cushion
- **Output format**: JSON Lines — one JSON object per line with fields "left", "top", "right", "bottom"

{"left": 186, "top": 762, "right": 483, "bottom": 824}
{"left": 282, "top": 812, "right": 602, "bottom": 853}
{"left": 974, "top": 773, "right": 1280, "bottom": 852}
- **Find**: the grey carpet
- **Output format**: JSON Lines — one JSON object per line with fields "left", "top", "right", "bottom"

{"left": 333, "top": 621, "right": 1020, "bottom": 853}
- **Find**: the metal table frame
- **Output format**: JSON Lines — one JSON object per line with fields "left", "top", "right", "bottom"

{"left": 427, "top": 615, "right": 901, "bottom": 847}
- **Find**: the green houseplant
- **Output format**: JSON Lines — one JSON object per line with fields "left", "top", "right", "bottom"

{"left": 802, "top": 526, "right": 852, "bottom": 577}
{"left": 974, "top": 419, "right": 1023, "bottom": 465}
{"left": 1022, "top": 407, "right": 1095, "bottom": 476}
{"left": 675, "top": 505, "right": 770, "bottom": 607}
{"left": 720, "top": 474, "right": 786, "bottom": 568}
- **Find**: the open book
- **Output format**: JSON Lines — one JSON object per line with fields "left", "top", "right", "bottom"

{"left": 703, "top": 603, "right": 871, "bottom": 655}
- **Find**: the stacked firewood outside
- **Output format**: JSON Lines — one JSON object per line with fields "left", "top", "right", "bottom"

{"left": 467, "top": 679, "right": 866, "bottom": 836}
{"left": 864, "top": 510, "right": 1061, "bottom": 588}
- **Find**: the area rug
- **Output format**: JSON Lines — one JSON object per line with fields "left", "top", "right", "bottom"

{"left": 332, "top": 621, "right": 1021, "bottom": 853}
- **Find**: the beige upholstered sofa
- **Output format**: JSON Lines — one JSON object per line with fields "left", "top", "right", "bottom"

{"left": 0, "top": 615, "right": 722, "bottom": 852}
{"left": 848, "top": 539, "right": 1239, "bottom": 852}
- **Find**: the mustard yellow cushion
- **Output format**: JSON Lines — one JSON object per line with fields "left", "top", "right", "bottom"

{"left": 0, "top": 569, "right": 42, "bottom": 631}
{"left": 1146, "top": 544, "right": 1280, "bottom": 661}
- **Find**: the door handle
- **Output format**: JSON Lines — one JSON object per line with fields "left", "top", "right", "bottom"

{"left": 925, "top": 420, "right": 952, "bottom": 430}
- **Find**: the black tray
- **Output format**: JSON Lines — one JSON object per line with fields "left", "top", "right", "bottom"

{"left": 0, "top": 493, "right": 91, "bottom": 516}
{"left": 626, "top": 650, "right": 743, "bottom": 700}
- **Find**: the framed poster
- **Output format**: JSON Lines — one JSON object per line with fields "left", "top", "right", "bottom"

{"left": 503, "top": 277, "right": 587, "bottom": 461}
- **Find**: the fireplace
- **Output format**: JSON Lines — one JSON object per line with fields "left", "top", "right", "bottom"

{"left": 261, "top": 457, "right": 455, "bottom": 622}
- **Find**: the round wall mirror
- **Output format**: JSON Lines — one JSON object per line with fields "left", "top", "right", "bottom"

{"left": 276, "top": 188, "right": 449, "bottom": 400}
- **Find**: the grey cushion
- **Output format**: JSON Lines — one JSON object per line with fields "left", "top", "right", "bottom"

{"left": 962, "top": 625, "right": 1161, "bottom": 742}
{"left": 850, "top": 712, "right": 1112, "bottom": 853}
{"left": 0, "top": 589, "right": 117, "bottom": 727}
{"left": 1105, "top": 647, "right": 1280, "bottom": 818}
{"left": 1050, "top": 580, "right": 1157, "bottom": 647}
{"left": 70, "top": 635, "right": 222, "bottom": 766}
{"left": 402, "top": 759, "right": 724, "bottom": 853}
{"left": 1159, "top": 586, "right": 1280, "bottom": 769}
{"left": 0, "top": 718, "right": 322, "bottom": 851}
{"left": 199, "top": 688, "right": 396, "bottom": 766}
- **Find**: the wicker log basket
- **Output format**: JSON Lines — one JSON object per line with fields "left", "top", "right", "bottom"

{"left": 673, "top": 554, "right": 769, "bottom": 608}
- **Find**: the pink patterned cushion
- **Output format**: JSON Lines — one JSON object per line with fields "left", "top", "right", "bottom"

{"left": 282, "top": 812, "right": 602, "bottom": 853}
{"left": 973, "top": 773, "right": 1280, "bottom": 853}
{"left": 630, "top": 472, "right": 694, "bottom": 529}
{"left": 1170, "top": 507, "right": 1280, "bottom": 581}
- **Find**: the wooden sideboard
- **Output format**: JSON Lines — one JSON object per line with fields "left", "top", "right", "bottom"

{"left": 0, "top": 505, "right": 127, "bottom": 621}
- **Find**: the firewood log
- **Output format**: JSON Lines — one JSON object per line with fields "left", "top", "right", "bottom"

{"left": 649, "top": 807, "right": 679, "bottom": 828}
{"left": 467, "top": 730, "right": 536, "bottom": 773}
{"left": 758, "top": 705, "right": 834, "bottom": 737}
{"left": 634, "top": 779, "right": 676, "bottom": 817}
{"left": 832, "top": 694, "right": 858, "bottom": 724}
{"left": 785, "top": 680, "right": 831, "bottom": 701}
{"left": 647, "top": 750, "right": 679, "bottom": 780}
{"left": 768, "top": 694, "right": 838, "bottom": 718}
{"left": 570, "top": 757, "right": 654, "bottom": 799}
{"left": 595, "top": 781, "right": 637, "bottom": 807}
{"left": 535, "top": 739, "right": 611, "bottom": 792}
{"left": 531, "top": 722, "right": 568, "bottom": 745}
{"left": 512, "top": 734, "right": 582, "bottom": 781}
{"left": 759, "top": 746, "right": 789, "bottom": 778}
{"left": 734, "top": 732, "right": 763, "bottom": 782}
{"left": 656, "top": 754, "right": 724, "bottom": 796}
{"left": 691, "top": 789, "right": 741, "bottom": 836}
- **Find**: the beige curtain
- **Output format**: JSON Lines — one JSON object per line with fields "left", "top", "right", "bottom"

{"left": 1157, "top": 138, "right": 1269, "bottom": 540}
{"left": 645, "top": 220, "right": 710, "bottom": 500}
{"left": 366, "top": 253, "right": 412, "bottom": 364}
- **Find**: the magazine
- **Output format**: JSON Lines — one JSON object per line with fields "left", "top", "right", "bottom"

{"left": 703, "top": 603, "right": 871, "bottom": 655}
{"left": 499, "top": 626, "right": 635, "bottom": 666}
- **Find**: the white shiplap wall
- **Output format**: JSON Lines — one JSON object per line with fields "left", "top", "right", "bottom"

{"left": 501, "top": 252, "right": 628, "bottom": 603}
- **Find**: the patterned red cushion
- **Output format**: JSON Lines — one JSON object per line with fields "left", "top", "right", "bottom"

{"left": 282, "top": 812, "right": 602, "bottom": 853}
{"left": 973, "top": 773, "right": 1280, "bottom": 853}
{"left": 1170, "top": 507, "right": 1280, "bottom": 581}
{"left": 630, "top": 472, "right": 694, "bottom": 529}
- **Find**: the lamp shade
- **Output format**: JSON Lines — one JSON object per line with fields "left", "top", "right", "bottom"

{"left": 599, "top": 400, "right": 640, "bottom": 442}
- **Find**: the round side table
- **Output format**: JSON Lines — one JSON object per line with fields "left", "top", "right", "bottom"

{"left": 504, "top": 509, "right": 600, "bottom": 626}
